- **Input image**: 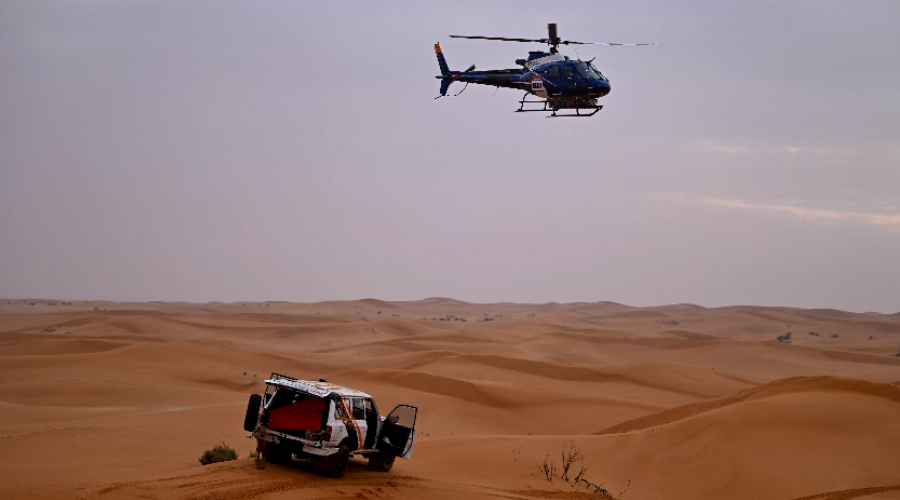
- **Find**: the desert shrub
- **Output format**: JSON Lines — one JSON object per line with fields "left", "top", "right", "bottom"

{"left": 539, "top": 445, "right": 617, "bottom": 498}
{"left": 559, "top": 445, "right": 584, "bottom": 482}
{"left": 199, "top": 442, "right": 238, "bottom": 465}
{"left": 539, "top": 453, "right": 557, "bottom": 482}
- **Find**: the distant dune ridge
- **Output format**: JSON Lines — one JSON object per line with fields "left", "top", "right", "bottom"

{"left": 1, "top": 299, "right": 899, "bottom": 500}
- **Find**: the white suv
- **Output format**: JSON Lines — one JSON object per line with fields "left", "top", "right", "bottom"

{"left": 243, "top": 373, "right": 417, "bottom": 477}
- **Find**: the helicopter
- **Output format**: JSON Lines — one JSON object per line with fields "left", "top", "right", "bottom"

{"left": 434, "top": 23, "right": 656, "bottom": 117}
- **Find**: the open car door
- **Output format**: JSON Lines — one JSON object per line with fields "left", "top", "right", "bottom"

{"left": 377, "top": 405, "right": 416, "bottom": 459}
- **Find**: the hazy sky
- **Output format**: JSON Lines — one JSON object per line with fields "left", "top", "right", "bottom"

{"left": 1, "top": 1, "right": 898, "bottom": 312}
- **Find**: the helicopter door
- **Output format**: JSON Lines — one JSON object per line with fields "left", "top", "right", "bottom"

{"left": 563, "top": 65, "right": 576, "bottom": 90}
{"left": 377, "top": 405, "right": 417, "bottom": 459}
{"left": 546, "top": 66, "right": 561, "bottom": 96}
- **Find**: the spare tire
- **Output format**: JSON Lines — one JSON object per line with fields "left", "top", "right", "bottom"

{"left": 243, "top": 393, "right": 262, "bottom": 432}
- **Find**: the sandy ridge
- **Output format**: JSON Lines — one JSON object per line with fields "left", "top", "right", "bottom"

{"left": 596, "top": 375, "right": 900, "bottom": 435}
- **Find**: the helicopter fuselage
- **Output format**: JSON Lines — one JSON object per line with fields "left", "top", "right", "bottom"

{"left": 436, "top": 23, "right": 653, "bottom": 117}
{"left": 436, "top": 49, "right": 610, "bottom": 100}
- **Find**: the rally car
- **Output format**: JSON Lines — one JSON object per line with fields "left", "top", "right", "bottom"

{"left": 243, "top": 373, "right": 417, "bottom": 477}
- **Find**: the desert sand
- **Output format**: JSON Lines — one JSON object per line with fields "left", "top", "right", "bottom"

{"left": 1, "top": 298, "right": 898, "bottom": 500}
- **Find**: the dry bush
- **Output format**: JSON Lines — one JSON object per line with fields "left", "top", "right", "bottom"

{"left": 198, "top": 442, "right": 238, "bottom": 465}
{"left": 538, "top": 445, "right": 621, "bottom": 499}
{"left": 539, "top": 453, "right": 557, "bottom": 482}
{"left": 560, "top": 445, "right": 584, "bottom": 482}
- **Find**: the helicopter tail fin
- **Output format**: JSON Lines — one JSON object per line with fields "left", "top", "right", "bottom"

{"left": 434, "top": 43, "right": 450, "bottom": 76}
{"left": 435, "top": 42, "right": 454, "bottom": 97}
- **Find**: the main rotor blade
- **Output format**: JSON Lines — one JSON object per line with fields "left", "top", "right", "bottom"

{"left": 448, "top": 32, "right": 659, "bottom": 47}
{"left": 562, "top": 40, "right": 659, "bottom": 46}
{"left": 449, "top": 35, "right": 548, "bottom": 44}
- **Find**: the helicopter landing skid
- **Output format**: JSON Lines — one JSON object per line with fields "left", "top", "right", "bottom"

{"left": 516, "top": 96, "right": 602, "bottom": 118}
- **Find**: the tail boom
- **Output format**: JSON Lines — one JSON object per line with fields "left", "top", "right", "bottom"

{"left": 434, "top": 42, "right": 526, "bottom": 97}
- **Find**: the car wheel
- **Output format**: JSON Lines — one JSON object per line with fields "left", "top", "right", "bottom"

{"left": 325, "top": 444, "right": 350, "bottom": 478}
{"left": 366, "top": 452, "right": 394, "bottom": 472}
{"left": 243, "top": 394, "right": 261, "bottom": 432}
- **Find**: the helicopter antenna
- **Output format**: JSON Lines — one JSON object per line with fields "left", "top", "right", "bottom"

{"left": 449, "top": 23, "right": 658, "bottom": 54}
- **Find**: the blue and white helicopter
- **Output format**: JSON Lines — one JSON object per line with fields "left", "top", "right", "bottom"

{"left": 435, "top": 23, "right": 655, "bottom": 117}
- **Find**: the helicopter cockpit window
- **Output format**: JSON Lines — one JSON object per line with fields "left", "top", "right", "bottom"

{"left": 575, "top": 61, "right": 604, "bottom": 80}
{"left": 563, "top": 66, "right": 574, "bottom": 79}
{"left": 587, "top": 62, "right": 606, "bottom": 81}
{"left": 547, "top": 66, "right": 559, "bottom": 78}
{"left": 574, "top": 62, "right": 590, "bottom": 79}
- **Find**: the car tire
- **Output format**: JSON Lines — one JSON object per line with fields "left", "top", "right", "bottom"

{"left": 325, "top": 444, "right": 351, "bottom": 478}
{"left": 243, "top": 394, "right": 262, "bottom": 432}
{"left": 366, "top": 452, "right": 394, "bottom": 472}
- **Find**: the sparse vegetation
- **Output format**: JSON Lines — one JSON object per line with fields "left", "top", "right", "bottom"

{"left": 539, "top": 453, "right": 557, "bottom": 482}
{"left": 776, "top": 332, "right": 792, "bottom": 343}
{"left": 199, "top": 442, "right": 238, "bottom": 465}
{"left": 559, "top": 444, "right": 584, "bottom": 482}
{"left": 425, "top": 314, "right": 469, "bottom": 322}
{"left": 538, "top": 445, "right": 617, "bottom": 498}
{"left": 511, "top": 446, "right": 522, "bottom": 463}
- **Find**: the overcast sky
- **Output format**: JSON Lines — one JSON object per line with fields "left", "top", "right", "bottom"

{"left": 1, "top": 1, "right": 898, "bottom": 312}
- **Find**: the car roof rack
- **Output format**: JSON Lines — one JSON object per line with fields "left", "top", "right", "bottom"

{"left": 265, "top": 373, "right": 372, "bottom": 399}
{"left": 269, "top": 372, "right": 298, "bottom": 383}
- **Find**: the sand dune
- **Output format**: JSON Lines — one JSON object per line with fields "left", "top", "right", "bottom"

{"left": 583, "top": 378, "right": 900, "bottom": 500}
{"left": 1, "top": 299, "right": 899, "bottom": 499}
